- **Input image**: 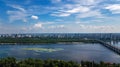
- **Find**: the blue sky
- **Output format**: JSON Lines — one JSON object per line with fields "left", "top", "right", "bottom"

{"left": 0, "top": 0, "right": 120, "bottom": 33}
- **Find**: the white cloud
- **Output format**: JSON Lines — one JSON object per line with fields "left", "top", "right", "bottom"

{"left": 81, "top": 25, "right": 116, "bottom": 32}
{"left": 75, "top": 22, "right": 81, "bottom": 24}
{"left": 105, "top": 4, "right": 120, "bottom": 14}
{"left": 7, "top": 10, "right": 28, "bottom": 22}
{"left": 8, "top": 4, "right": 26, "bottom": 12}
{"left": 79, "top": 24, "right": 113, "bottom": 30}
{"left": 65, "top": 7, "right": 90, "bottom": 13}
{"left": 67, "top": 0, "right": 103, "bottom": 6}
{"left": 51, "top": 13, "right": 71, "bottom": 17}
{"left": 33, "top": 23, "right": 42, "bottom": 28}
{"left": 58, "top": 25, "right": 65, "bottom": 28}
{"left": 51, "top": 5, "right": 90, "bottom": 17}
{"left": 7, "top": 4, "right": 54, "bottom": 22}
{"left": 77, "top": 10, "right": 102, "bottom": 18}
{"left": 50, "top": 0, "right": 105, "bottom": 19}
{"left": 31, "top": 15, "right": 39, "bottom": 20}
{"left": 51, "top": 0, "right": 61, "bottom": 3}
{"left": 23, "top": 19, "right": 27, "bottom": 22}
{"left": 49, "top": 25, "right": 65, "bottom": 29}
{"left": 7, "top": 5, "right": 46, "bottom": 22}
{"left": 65, "top": 23, "right": 118, "bottom": 33}
{"left": 51, "top": 4, "right": 102, "bottom": 18}
{"left": 7, "top": 4, "right": 29, "bottom": 22}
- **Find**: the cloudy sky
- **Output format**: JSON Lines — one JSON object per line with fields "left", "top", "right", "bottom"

{"left": 0, "top": 0, "right": 120, "bottom": 33}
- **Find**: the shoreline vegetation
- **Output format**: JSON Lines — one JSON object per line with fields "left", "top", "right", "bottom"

{"left": 0, "top": 42, "right": 96, "bottom": 45}
{"left": 0, "top": 57, "right": 120, "bottom": 67}
{"left": 0, "top": 37, "right": 98, "bottom": 45}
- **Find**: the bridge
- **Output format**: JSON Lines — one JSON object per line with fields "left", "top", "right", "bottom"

{"left": 96, "top": 40, "right": 120, "bottom": 55}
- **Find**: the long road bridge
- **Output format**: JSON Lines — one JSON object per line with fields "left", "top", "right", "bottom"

{"left": 96, "top": 40, "right": 120, "bottom": 55}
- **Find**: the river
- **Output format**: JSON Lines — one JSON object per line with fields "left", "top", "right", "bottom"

{"left": 0, "top": 43, "right": 120, "bottom": 63}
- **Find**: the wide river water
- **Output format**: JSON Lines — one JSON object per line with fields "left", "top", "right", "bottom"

{"left": 0, "top": 43, "right": 120, "bottom": 63}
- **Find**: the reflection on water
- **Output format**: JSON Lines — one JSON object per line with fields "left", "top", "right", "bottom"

{"left": 0, "top": 43, "right": 120, "bottom": 63}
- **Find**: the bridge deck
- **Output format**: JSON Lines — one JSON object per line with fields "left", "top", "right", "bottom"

{"left": 96, "top": 40, "right": 120, "bottom": 55}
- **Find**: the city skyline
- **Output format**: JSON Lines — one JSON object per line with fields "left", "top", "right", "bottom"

{"left": 0, "top": 0, "right": 120, "bottom": 33}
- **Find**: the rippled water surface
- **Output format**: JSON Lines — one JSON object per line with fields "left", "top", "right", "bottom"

{"left": 0, "top": 43, "right": 120, "bottom": 63}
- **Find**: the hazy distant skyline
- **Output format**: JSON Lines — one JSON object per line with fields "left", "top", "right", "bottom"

{"left": 0, "top": 0, "right": 120, "bottom": 33}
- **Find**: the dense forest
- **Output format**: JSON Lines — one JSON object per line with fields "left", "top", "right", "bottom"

{"left": 0, "top": 57, "right": 120, "bottom": 67}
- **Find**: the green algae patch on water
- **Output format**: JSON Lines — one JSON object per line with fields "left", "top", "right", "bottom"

{"left": 22, "top": 48, "right": 64, "bottom": 52}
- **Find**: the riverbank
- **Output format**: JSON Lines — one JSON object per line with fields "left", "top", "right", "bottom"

{"left": 0, "top": 42, "right": 97, "bottom": 45}
{"left": 0, "top": 37, "right": 98, "bottom": 45}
